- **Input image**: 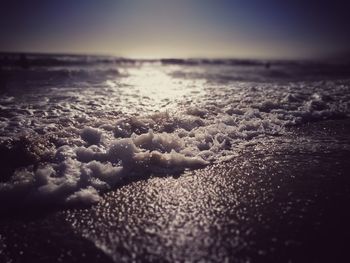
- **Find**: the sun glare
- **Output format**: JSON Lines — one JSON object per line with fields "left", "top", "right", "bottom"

{"left": 113, "top": 63, "right": 206, "bottom": 112}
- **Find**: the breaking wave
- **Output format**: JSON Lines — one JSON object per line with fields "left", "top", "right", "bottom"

{"left": 0, "top": 56, "right": 350, "bottom": 207}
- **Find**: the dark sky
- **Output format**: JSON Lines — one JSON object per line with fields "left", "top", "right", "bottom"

{"left": 1, "top": 0, "right": 350, "bottom": 59}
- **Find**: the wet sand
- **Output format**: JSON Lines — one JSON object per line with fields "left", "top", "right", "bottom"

{"left": 1, "top": 118, "right": 350, "bottom": 262}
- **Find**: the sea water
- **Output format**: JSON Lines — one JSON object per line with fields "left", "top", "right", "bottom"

{"left": 0, "top": 54, "right": 349, "bottom": 206}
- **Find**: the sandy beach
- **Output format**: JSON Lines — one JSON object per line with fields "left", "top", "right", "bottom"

{"left": 1, "top": 118, "right": 350, "bottom": 262}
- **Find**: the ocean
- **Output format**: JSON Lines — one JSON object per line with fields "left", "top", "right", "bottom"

{"left": 0, "top": 53, "right": 350, "bottom": 262}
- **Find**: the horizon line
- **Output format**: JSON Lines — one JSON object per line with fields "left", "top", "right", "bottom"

{"left": 0, "top": 50, "right": 335, "bottom": 62}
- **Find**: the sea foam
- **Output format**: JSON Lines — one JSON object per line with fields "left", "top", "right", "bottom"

{"left": 0, "top": 60, "right": 349, "bottom": 207}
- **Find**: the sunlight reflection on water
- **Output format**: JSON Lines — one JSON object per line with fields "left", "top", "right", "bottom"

{"left": 113, "top": 64, "right": 206, "bottom": 112}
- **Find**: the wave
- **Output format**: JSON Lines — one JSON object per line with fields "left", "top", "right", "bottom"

{"left": 0, "top": 68, "right": 121, "bottom": 89}
{"left": 0, "top": 61, "right": 349, "bottom": 209}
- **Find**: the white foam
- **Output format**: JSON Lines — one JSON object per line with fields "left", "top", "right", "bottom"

{"left": 1, "top": 63, "right": 349, "bottom": 207}
{"left": 81, "top": 127, "right": 102, "bottom": 145}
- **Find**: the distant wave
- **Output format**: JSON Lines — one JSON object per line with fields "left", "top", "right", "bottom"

{"left": 0, "top": 53, "right": 117, "bottom": 67}
{"left": 1, "top": 52, "right": 350, "bottom": 69}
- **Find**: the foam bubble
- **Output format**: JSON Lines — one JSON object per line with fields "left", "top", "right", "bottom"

{"left": 81, "top": 127, "right": 102, "bottom": 145}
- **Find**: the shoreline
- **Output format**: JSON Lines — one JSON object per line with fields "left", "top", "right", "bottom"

{"left": 1, "top": 118, "right": 350, "bottom": 262}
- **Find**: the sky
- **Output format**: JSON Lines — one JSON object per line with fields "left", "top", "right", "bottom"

{"left": 0, "top": 0, "right": 350, "bottom": 59}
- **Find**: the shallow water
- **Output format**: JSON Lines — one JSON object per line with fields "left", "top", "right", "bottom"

{"left": 1, "top": 55, "right": 350, "bottom": 262}
{"left": 1, "top": 119, "right": 350, "bottom": 262}
{"left": 1, "top": 55, "right": 349, "bottom": 207}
